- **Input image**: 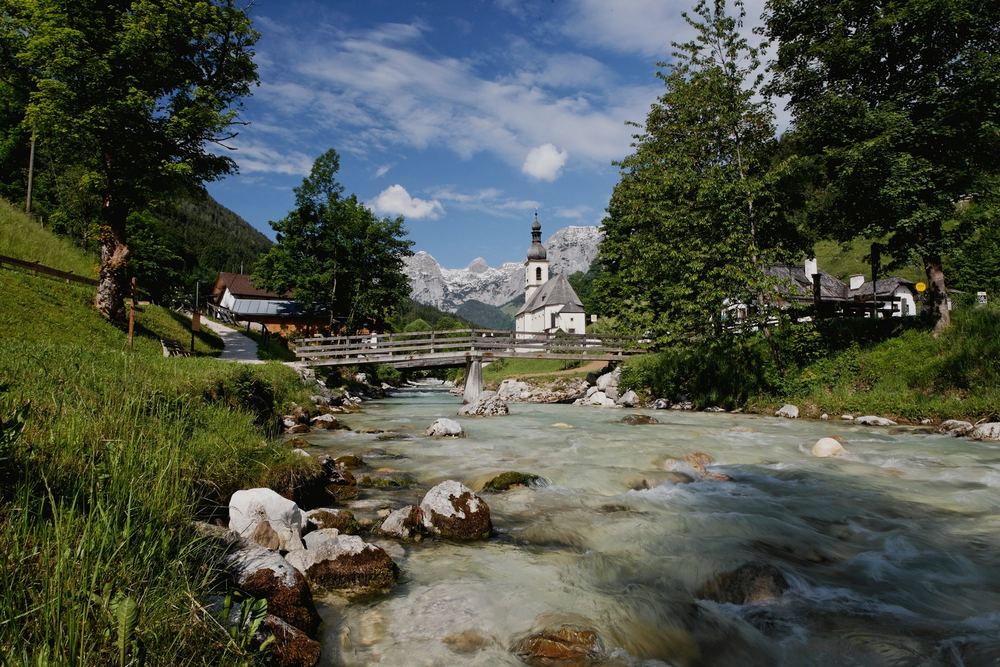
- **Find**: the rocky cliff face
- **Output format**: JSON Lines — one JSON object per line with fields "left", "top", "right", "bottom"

{"left": 404, "top": 226, "right": 602, "bottom": 312}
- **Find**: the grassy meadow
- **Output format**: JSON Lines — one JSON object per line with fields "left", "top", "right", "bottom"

{"left": 0, "top": 202, "right": 314, "bottom": 664}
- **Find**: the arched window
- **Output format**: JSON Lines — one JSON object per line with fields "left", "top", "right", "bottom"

{"left": 535, "top": 267, "right": 542, "bottom": 282}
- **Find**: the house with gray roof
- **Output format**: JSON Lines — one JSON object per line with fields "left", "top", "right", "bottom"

{"left": 210, "top": 272, "right": 330, "bottom": 333}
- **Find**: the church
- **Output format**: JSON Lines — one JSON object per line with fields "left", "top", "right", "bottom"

{"left": 514, "top": 214, "right": 588, "bottom": 334}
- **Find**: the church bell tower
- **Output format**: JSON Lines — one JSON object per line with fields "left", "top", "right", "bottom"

{"left": 525, "top": 212, "right": 549, "bottom": 303}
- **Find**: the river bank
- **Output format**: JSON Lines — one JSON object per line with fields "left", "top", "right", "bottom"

{"left": 286, "top": 387, "right": 1000, "bottom": 665}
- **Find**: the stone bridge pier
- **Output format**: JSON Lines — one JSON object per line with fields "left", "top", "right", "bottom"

{"left": 462, "top": 353, "right": 484, "bottom": 404}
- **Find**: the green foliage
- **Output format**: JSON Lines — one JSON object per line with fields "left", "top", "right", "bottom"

{"left": 454, "top": 299, "right": 514, "bottom": 329}
{"left": 595, "top": 0, "right": 807, "bottom": 344}
{"left": 945, "top": 179, "right": 1000, "bottom": 297}
{"left": 482, "top": 358, "right": 582, "bottom": 384}
{"left": 254, "top": 149, "right": 413, "bottom": 330}
{"left": 391, "top": 298, "right": 474, "bottom": 332}
{"left": 765, "top": 0, "right": 1000, "bottom": 327}
{"left": 403, "top": 318, "right": 432, "bottom": 333}
{"left": 568, "top": 266, "right": 603, "bottom": 317}
{"left": 1, "top": 0, "right": 261, "bottom": 320}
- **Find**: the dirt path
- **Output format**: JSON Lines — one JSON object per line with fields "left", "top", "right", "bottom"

{"left": 199, "top": 317, "right": 263, "bottom": 364}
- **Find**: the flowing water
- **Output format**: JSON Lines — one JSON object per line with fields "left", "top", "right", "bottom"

{"left": 303, "top": 388, "right": 1000, "bottom": 666}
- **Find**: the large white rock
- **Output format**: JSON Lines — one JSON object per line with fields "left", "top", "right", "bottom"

{"left": 939, "top": 420, "right": 973, "bottom": 436}
{"left": 497, "top": 379, "right": 531, "bottom": 401}
{"left": 379, "top": 505, "right": 423, "bottom": 539}
{"left": 425, "top": 418, "right": 465, "bottom": 437}
{"left": 775, "top": 404, "right": 799, "bottom": 419}
{"left": 303, "top": 528, "right": 341, "bottom": 550}
{"left": 229, "top": 488, "right": 304, "bottom": 552}
{"left": 285, "top": 533, "right": 398, "bottom": 592}
{"left": 617, "top": 390, "right": 638, "bottom": 407}
{"left": 970, "top": 422, "right": 1000, "bottom": 441}
{"left": 419, "top": 480, "right": 492, "bottom": 540}
{"left": 585, "top": 385, "right": 599, "bottom": 398}
{"left": 812, "top": 437, "right": 846, "bottom": 458}
{"left": 854, "top": 415, "right": 897, "bottom": 427}
{"left": 596, "top": 368, "right": 621, "bottom": 392}
{"left": 458, "top": 391, "right": 509, "bottom": 417}
{"left": 224, "top": 541, "right": 319, "bottom": 634}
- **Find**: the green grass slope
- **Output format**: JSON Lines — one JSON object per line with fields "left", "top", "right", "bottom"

{"left": 0, "top": 197, "right": 97, "bottom": 277}
{"left": 814, "top": 238, "right": 924, "bottom": 282}
{"left": 0, "top": 206, "right": 313, "bottom": 664}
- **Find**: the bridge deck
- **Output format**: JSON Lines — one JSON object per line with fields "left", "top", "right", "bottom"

{"left": 295, "top": 328, "right": 647, "bottom": 368}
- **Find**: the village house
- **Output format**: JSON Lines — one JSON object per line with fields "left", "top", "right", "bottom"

{"left": 515, "top": 215, "right": 588, "bottom": 334}
{"left": 209, "top": 272, "right": 329, "bottom": 334}
{"left": 766, "top": 258, "right": 919, "bottom": 317}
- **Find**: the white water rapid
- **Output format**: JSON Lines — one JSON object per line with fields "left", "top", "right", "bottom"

{"left": 303, "top": 388, "right": 1000, "bottom": 666}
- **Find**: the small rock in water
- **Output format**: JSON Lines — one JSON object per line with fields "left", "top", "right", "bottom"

{"left": 419, "top": 480, "right": 492, "bottom": 540}
{"left": 616, "top": 390, "right": 639, "bottom": 407}
{"left": 652, "top": 398, "right": 670, "bottom": 410}
{"left": 334, "top": 454, "right": 365, "bottom": 469}
{"left": 775, "top": 404, "right": 799, "bottom": 419}
{"left": 684, "top": 452, "right": 714, "bottom": 469}
{"left": 969, "top": 422, "right": 1000, "bottom": 441}
{"left": 704, "top": 406, "right": 725, "bottom": 413}
{"left": 841, "top": 414, "right": 854, "bottom": 420}
{"left": 425, "top": 418, "right": 465, "bottom": 437}
{"left": 458, "top": 391, "right": 509, "bottom": 417}
{"left": 939, "top": 419, "right": 973, "bottom": 436}
{"left": 550, "top": 422, "right": 574, "bottom": 429}
{"left": 379, "top": 505, "right": 424, "bottom": 540}
{"left": 697, "top": 562, "right": 789, "bottom": 604}
{"left": 854, "top": 415, "right": 897, "bottom": 427}
{"left": 812, "top": 437, "right": 846, "bottom": 458}
{"left": 510, "top": 623, "right": 605, "bottom": 666}
{"left": 444, "top": 629, "right": 495, "bottom": 654}
{"left": 820, "top": 413, "right": 829, "bottom": 420}
{"left": 621, "top": 413, "right": 658, "bottom": 425}
{"left": 482, "top": 471, "right": 544, "bottom": 492}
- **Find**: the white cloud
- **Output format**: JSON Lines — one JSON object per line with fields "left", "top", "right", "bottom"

{"left": 429, "top": 187, "right": 539, "bottom": 217}
{"left": 554, "top": 205, "right": 590, "bottom": 220}
{"left": 374, "top": 164, "right": 391, "bottom": 178}
{"left": 223, "top": 139, "right": 314, "bottom": 176}
{"left": 522, "top": 144, "right": 568, "bottom": 181}
{"left": 370, "top": 184, "right": 444, "bottom": 219}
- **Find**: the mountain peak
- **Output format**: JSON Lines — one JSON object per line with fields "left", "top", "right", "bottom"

{"left": 403, "top": 225, "right": 602, "bottom": 312}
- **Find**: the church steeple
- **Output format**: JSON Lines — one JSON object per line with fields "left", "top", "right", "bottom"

{"left": 525, "top": 212, "right": 549, "bottom": 302}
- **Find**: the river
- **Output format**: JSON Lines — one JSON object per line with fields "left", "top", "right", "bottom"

{"left": 303, "top": 387, "right": 1000, "bottom": 666}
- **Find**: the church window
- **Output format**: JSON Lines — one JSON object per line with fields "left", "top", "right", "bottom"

{"left": 536, "top": 267, "right": 542, "bottom": 281}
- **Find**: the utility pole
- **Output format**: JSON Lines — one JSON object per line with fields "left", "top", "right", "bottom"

{"left": 25, "top": 130, "right": 36, "bottom": 214}
{"left": 870, "top": 242, "right": 881, "bottom": 322}
{"left": 191, "top": 281, "right": 200, "bottom": 352}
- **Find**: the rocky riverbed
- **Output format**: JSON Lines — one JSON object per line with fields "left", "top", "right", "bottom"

{"left": 233, "top": 386, "right": 1000, "bottom": 666}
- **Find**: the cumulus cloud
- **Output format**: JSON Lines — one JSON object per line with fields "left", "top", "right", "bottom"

{"left": 370, "top": 184, "right": 444, "bottom": 219}
{"left": 522, "top": 144, "right": 568, "bottom": 181}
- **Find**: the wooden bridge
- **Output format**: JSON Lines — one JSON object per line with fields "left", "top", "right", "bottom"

{"left": 295, "top": 329, "right": 647, "bottom": 403}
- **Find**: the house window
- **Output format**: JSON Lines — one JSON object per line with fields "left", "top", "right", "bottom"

{"left": 569, "top": 328, "right": 576, "bottom": 333}
{"left": 551, "top": 313, "right": 557, "bottom": 329}
{"left": 536, "top": 267, "right": 542, "bottom": 281}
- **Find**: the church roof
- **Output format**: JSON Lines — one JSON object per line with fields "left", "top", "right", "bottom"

{"left": 516, "top": 273, "right": 585, "bottom": 315}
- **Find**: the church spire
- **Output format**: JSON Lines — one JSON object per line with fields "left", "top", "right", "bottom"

{"left": 527, "top": 211, "right": 546, "bottom": 260}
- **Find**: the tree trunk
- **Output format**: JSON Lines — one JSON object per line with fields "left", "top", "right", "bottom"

{"left": 924, "top": 254, "right": 950, "bottom": 336}
{"left": 96, "top": 201, "right": 129, "bottom": 324}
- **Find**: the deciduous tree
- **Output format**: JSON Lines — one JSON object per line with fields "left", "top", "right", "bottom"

{"left": 764, "top": 0, "right": 1000, "bottom": 332}
{"left": 595, "top": 0, "right": 804, "bottom": 344}
{"left": 253, "top": 149, "right": 414, "bottom": 331}
{"left": 1, "top": 0, "right": 259, "bottom": 322}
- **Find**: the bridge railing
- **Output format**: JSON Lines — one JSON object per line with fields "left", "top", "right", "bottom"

{"left": 295, "top": 329, "right": 649, "bottom": 366}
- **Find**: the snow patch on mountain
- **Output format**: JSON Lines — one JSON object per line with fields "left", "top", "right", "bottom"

{"left": 404, "top": 226, "right": 602, "bottom": 312}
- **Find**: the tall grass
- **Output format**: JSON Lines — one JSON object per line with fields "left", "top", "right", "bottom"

{"left": 0, "top": 198, "right": 97, "bottom": 277}
{"left": 0, "top": 219, "right": 315, "bottom": 664}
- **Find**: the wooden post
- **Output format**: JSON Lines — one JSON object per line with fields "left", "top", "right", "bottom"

{"left": 25, "top": 130, "right": 36, "bottom": 214}
{"left": 127, "top": 277, "right": 136, "bottom": 349}
{"left": 812, "top": 273, "right": 822, "bottom": 317}
{"left": 190, "top": 281, "right": 199, "bottom": 352}
{"left": 870, "top": 243, "right": 881, "bottom": 321}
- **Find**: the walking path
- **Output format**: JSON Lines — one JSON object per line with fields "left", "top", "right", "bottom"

{"left": 199, "top": 317, "right": 263, "bottom": 364}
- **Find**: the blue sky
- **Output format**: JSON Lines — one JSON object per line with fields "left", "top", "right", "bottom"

{"left": 206, "top": 0, "right": 771, "bottom": 268}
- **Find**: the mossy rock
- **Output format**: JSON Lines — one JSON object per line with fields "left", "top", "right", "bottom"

{"left": 335, "top": 454, "right": 366, "bottom": 469}
{"left": 285, "top": 437, "right": 310, "bottom": 449}
{"left": 482, "top": 471, "right": 544, "bottom": 493}
{"left": 360, "top": 473, "right": 416, "bottom": 489}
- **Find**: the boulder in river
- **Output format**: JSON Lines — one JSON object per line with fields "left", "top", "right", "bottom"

{"left": 379, "top": 505, "right": 424, "bottom": 540}
{"left": 621, "top": 414, "right": 658, "bottom": 425}
{"left": 224, "top": 541, "right": 320, "bottom": 635}
{"left": 652, "top": 398, "right": 670, "bottom": 410}
{"left": 334, "top": 454, "right": 365, "bottom": 469}
{"left": 482, "top": 471, "right": 543, "bottom": 492}
{"left": 939, "top": 420, "right": 973, "bottom": 436}
{"left": 458, "top": 391, "right": 510, "bottom": 416}
{"left": 616, "top": 390, "right": 638, "bottom": 407}
{"left": 497, "top": 379, "right": 531, "bottom": 401}
{"left": 697, "top": 562, "right": 789, "bottom": 604}
{"left": 775, "top": 404, "right": 799, "bottom": 419}
{"left": 969, "top": 422, "right": 1000, "bottom": 441}
{"left": 305, "top": 508, "right": 359, "bottom": 534}
{"left": 258, "top": 613, "right": 322, "bottom": 667}
{"left": 229, "top": 488, "right": 305, "bottom": 552}
{"left": 510, "top": 622, "right": 605, "bottom": 666}
{"left": 318, "top": 456, "right": 359, "bottom": 502}
{"left": 309, "top": 413, "right": 347, "bottom": 430}
{"left": 425, "top": 418, "right": 465, "bottom": 437}
{"left": 854, "top": 415, "right": 897, "bottom": 427}
{"left": 812, "top": 437, "right": 847, "bottom": 458}
{"left": 285, "top": 534, "right": 399, "bottom": 593}
{"left": 419, "top": 480, "right": 492, "bottom": 540}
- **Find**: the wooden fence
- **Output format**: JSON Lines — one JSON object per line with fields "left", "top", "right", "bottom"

{"left": 0, "top": 253, "right": 98, "bottom": 286}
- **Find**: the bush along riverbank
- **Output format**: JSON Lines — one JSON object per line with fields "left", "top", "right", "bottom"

{"left": 483, "top": 308, "right": 999, "bottom": 439}
{"left": 0, "top": 261, "right": 339, "bottom": 664}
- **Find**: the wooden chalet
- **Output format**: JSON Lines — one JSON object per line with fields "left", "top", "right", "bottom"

{"left": 209, "top": 272, "right": 330, "bottom": 334}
